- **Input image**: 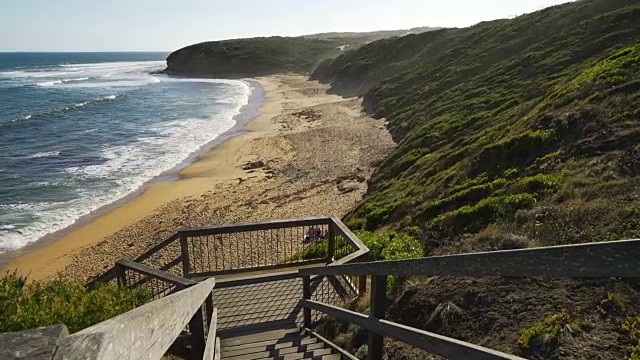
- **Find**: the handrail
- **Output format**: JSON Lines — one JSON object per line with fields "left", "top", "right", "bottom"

{"left": 53, "top": 277, "right": 216, "bottom": 360}
{"left": 299, "top": 238, "right": 640, "bottom": 277}
{"left": 115, "top": 258, "right": 197, "bottom": 287}
{"left": 86, "top": 233, "right": 182, "bottom": 288}
{"left": 304, "top": 300, "right": 524, "bottom": 360}
{"left": 328, "top": 216, "right": 368, "bottom": 260}
{"left": 88, "top": 216, "right": 369, "bottom": 287}
{"left": 177, "top": 216, "right": 331, "bottom": 237}
{"left": 299, "top": 238, "right": 640, "bottom": 360}
{"left": 203, "top": 308, "right": 218, "bottom": 360}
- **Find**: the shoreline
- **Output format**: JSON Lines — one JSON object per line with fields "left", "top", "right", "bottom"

{"left": 3, "top": 74, "right": 395, "bottom": 281}
{"left": 0, "top": 78, "right": 266, "bottom": 275}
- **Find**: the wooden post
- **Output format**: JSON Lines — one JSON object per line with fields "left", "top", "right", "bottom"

{"left": 302, "top": 275, "right": 312, "bottom": 328}
{"left": 115, "top": 263, "right": 126, "bottom": 287}
{"left": 368, "top": 275, "right": 387, "bottom": 360}
{"left": 358, "top": 275, "right": 367, "bottom": 297}
{"left": 205, "top": 292, "right": 214, "bottom": 329}
{"left": 327, "top": 222, "right": 335, "bottom": 263}
{"left": 188, "top": 303, "right": 206, "bottom": 359}
{"left": 180, "top": 234, "right": 191, "bottom": 277}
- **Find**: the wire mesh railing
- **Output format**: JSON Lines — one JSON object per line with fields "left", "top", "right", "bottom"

{"left": 179, "top": 217, "right": 335, "bottom": 277}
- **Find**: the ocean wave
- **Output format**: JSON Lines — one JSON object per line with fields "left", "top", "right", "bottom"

{"left": 0, "top": 95, "right": 120, "bottom": 129}
{"left": 60, "top": 77, "right": 160, "bottom": 89}
{"left": 0, "top": 70, "right": 77, "bottom": 79}
{"left": 36, "top": 77, "right": 91, "bottom": 87}
{"left": 30, "top": 150, "right": 61, "bottom": 158}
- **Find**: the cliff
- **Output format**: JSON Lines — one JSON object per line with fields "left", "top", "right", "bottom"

{"left": 164, "top": 27, "right": 439, "bottom": 77}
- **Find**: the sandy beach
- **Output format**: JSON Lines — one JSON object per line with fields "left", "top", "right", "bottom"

{"left": 2, "top": 74, "right": 394, "bottom": 282}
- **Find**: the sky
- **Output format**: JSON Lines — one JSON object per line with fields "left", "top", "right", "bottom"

{"left": 0, "top": 0, "right": 574, "bottom": 52}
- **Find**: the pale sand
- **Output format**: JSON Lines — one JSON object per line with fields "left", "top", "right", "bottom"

{"left": 3, "top": 75, "right": 395, "bottom": 282}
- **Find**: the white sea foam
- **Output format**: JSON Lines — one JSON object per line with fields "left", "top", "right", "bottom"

{"left": 3, "top": 61, "right": 165, "bottom": 89}
{"left": 0, "top": 79, "right": 252, "bottom": 251}
{"left": 30, "top": 151, "right": 61, "bottom": 158}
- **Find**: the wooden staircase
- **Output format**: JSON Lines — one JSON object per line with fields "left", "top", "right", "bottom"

{"left": 220, "top": 326, "right": 339, "bottom": 360}
{"left": 3, "top": 217, "right": 639, "bottom": 360}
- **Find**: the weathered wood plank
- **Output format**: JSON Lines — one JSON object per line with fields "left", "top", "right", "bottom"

{"left": 214, "top": 337, "right": 220, "bottom": 360}
{"left": 0, "top": 325, "right": 69, "bottom": 360}
{"left": 116, "top": 259, "right": 197, "bottom": 287}
{"left": 203, "top": 308, "right": 218, "bottom": 360}
{"left": 304, "top": 300, "right": 524, "bottom": 360}
{"left": 300, "top": 239, "right": 640, "bottom": 278}
{"left": 53, "top": 278, "right": 216, "bottom": 360}
{"left": 178, "top": 217, "right": 331, "bottom": 237}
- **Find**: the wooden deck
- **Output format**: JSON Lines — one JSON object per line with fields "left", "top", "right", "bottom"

{"left": 210, "top": 264, "right": 344, "bottom": 359}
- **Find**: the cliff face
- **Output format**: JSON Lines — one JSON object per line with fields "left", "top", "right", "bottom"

{"left": 165, "top": 37, "right": 344, "bottom": 77}
{"left": 313, "top": 0, "right": 640, "bottom": 250}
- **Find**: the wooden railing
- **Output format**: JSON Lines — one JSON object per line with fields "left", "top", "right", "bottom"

{"left": 70, "top": 217, "right": 369, "bottom": 358}
{"left": 89, "top": 216, "right": 367, "bottom": 285}
{"left": 0, "top": 276, "right": 219, "bottom": 360}
{"left": 299, "top": 239, "right": 640, "bottom": 360}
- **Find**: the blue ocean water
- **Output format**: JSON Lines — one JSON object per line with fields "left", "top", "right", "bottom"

{"left": 0, "top": 53, "right": 253, "bottom": 251}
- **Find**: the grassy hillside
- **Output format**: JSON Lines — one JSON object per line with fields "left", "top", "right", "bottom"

{"left": 164, "top": 27, "right": 439, "bottom": 77}
{"left": 313, "top": 0, "right": 640, "bottom": 253}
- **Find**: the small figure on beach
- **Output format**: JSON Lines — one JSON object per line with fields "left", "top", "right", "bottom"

{"left": 303, "top": 226, "right": 325, "bottom": 243}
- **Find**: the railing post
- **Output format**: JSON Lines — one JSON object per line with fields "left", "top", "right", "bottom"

{"left": 327, "top": 221, "right": 335, "bottom": 262}
{"left": 180, "top": 233, "right": 191, "bottom": 277}
{"left": 115, "top": 263, "right": 126, "bottom": 287}
{"left": 205, "top": 292, "right": 214, "bottom": 329}
{"left": 368, "top": 275, "right": 387, "bottom": 360}
{"left": 358, "top": 275, "right": 367, "bottom": 297}
{"left": 302, "top": 275, "right": 312, "bottom": 328}
{"left": 188, "top": 301, "right": 206, "bottom": 359}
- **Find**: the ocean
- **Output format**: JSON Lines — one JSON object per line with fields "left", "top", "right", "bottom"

{"left": 0, "top": 52, "right": 253, "bottom": 252}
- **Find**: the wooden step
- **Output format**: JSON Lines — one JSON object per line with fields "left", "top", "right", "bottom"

{"left": 222, "top": 337, "right": 318, "bottom": 357}
{"left": 222, "top": 346, "right": 333, "bottom": 360}
{"left": 222, "top": 341, "right": 327, "bottom": 360}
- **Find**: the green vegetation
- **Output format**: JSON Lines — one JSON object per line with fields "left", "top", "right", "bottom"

{"left": 286, "top": 239, "right": 329, "bottom": 262}
{"left": 0, "top": 271, "right": 151, "bottom": 333}
{"left": 596, "top": 291, "right": 626, "bottom": 316}
{"left": 289, "top": 231, "right": 422, "bottom": 263}
{"left": 518, "top": 309, "right": 590, "bottom": 352}
{"left": 164, "top": 27, "right": 439, "bottom": 77}
{"left": 623, "top": 316, "right": 640, "bottom": 360}
{"left": 311, "top": 0, "right": 640, "bottom": 249}
{"left": 166, "top": 37, "right": 343, "bottom": 77}
{"left": 287, "top": 231, "right": 421, "bottom": 291}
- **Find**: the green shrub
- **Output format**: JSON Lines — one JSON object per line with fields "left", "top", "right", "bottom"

{"left": 0, "top": 271, "right": 151, "bottom": 333}
{"left": 632, "top": 344, "right": 640, "bottom": 360}
{"left": 354, "top": 230, "right": 390, "bottom": 260}
{"left": 596, "top": 292, "right": 626, "bottom": 316}
{"left": 512, "top": 174, "right": 562, "bottom": 194}
{"left": 622, "top": 317, "right": 640, "bottom": 360}
{"left": 430, "top": 193, "right": 536, "bottom": 235}
{"left": 518, "top": 309, "right": 590, "bottom": 351}
{"left": 622, "top": 316, "right": 640, "bottom": 341}
{"left": 474, "top": 227, "right": 530, "bottom": 250}
{"left": 286, "top": 240, "right": 329, "bottom": 262}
